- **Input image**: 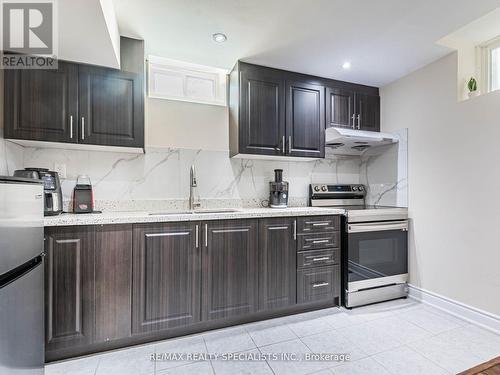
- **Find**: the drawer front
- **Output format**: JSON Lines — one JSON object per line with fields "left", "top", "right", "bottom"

{"left": 298, "top": 232, "right": 339, "bottom": 251}
{"left": 297, "top": 265, "right": 340, "bottom": 304}
{"left": 297, "top": 248, "right": 339, "bottom": 269}
{"left": 297, "top": 216, "right": 340, "bottom": 234}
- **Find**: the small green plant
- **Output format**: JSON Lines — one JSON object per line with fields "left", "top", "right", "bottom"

{"left": 468, "top": 77, "right": 477, "bottom": 92}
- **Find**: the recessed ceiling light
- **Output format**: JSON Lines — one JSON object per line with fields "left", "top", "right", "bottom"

{"left": 212, "top": 33, "right": 227, "bottom": 43}
{"left": 342, "top": 61, "right": 352, "bottom": 70}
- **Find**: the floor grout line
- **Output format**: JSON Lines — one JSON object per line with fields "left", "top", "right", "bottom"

{"left": 45, "top": 300, "right": 497, "bottom": 375}
{"left": 202, "top": 336, "right": 217, "bottom": 375}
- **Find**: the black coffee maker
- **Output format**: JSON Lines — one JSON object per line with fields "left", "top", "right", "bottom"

{"left": 269, "top": 169, "right": 289, "bottom": 208}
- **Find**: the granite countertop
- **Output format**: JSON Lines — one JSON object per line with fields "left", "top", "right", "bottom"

{"left": 43, "top": 207, "right": 346, "bottom": 227}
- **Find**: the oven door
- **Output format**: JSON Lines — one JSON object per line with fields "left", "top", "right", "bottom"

{"left": 347, "top": 220, "right": 408, "bottom": 292}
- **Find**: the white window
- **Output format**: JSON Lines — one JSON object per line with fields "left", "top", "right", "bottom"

{"left": 481, "top": 37, "right": 500, "bottom": 93}
{"left": 491, "top": 44, "right": 500, "bottom": 91}
{"left": 148, "top": 56, "right": 228, "bottom": 106}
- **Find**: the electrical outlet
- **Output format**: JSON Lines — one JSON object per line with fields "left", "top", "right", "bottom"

{"left": 53, "top": 163, "right": 67, "bottom": 179}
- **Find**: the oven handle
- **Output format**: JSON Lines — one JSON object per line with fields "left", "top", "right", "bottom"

{"left": 348, "top": 220, "right": 408, "bottom": 233}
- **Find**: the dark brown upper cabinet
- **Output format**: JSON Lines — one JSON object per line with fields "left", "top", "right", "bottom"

{"left": 230, "top": 62, "right": 380, "bottom": 159}
{"left": 230, "top": 62, "right": 325, "bottom": 159}
{"left": 202, "top": 219, "right": 259, "bottom": 321}
{"left": 355, "top": 92, "right": 380, "bottom": 131}
{"left": 4, "top": 61, "right": 79, "bottom": 143}
{"left": 258, "top": 218, "right": 297, "bottom": 311}
{"left": 326, "top": 87, "right": 355, "bottom": 129}
{"left": 78, "top": 65, "right": 143, "bottom": 147}
{"left": 3, "top": 37, "right": 144, "bottom": 149}
{"left": 238, "top": 67, "right": 286, "bottom": 156}
{"left": 286, "top": 80, "right": 325, "bottom": 158}
{"left": 326, "top": 87, "right": 380, "bottom": 131}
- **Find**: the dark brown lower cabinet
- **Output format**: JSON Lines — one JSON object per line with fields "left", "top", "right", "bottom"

{"left": 202, "top": 220, "right": 259, "bottom": 321}
{"left": 94, "top": 225, "right": 132, "bottom": 343}
{"left": 45, "top": 216, "right": 341, "bottom": 361}
{"left": 44, "top": 226, "right": 95, "bottom": 352}
{"left": 297, "top": 265, "right": 340, "bottom": 304}
{"left": 259, "top": 218, "right": 296, "bottom": 310}
{"left": 132, "top": 222, "right": 201, "bottom": 334}
{"left": 45, "top": 225, "right": 133, "bottom": 357}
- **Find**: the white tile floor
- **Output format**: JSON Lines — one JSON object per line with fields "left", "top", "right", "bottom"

{"left": 45, "top": 299, "right": 500, "bottom": 375}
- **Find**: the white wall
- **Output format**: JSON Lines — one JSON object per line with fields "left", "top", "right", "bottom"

{"left": 145, "top": 98, "right": 229, "bottom": 151}
{"left": 381, "top": 52, "right": 500, "bottom": 316}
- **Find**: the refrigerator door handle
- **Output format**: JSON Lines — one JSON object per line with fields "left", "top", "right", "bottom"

{"left": 0, "top": 255, "right": 43, "bottom": 290}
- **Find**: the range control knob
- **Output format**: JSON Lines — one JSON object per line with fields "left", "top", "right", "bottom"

{"left": 314, "top": 186, "right": 320, "bottom": 192}
{"left": 352, "top": 186, "right": 358, "bottom": 191}
{"left": 358, "top": 186, "right": 364, "bottom": 191}
{"left": 321, "top": 186, "right": 327, "bottom": 192}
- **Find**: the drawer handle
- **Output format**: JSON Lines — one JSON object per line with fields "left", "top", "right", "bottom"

{"left": 312, "top": 282, "right": 329, "bottom": 288}
{"left": 312, "top": 239, "right": 330, "bottom": 244}
{"left": 146, "top": 232, "right": 189, "bottom": 238}
{"left": 312, "top": 222, "right": 330, "bottom": 226}
{"left": 312, "top": 257, "right": 330, "bottom": 262}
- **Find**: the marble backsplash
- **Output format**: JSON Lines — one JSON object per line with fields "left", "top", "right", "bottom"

{"left": 361, "top": 128, "right": 408, "bottom": 207}
{"left": 1, "top": 128, "right": 408, "bottom": 212}
{"left": 19, "top": 146, "right": 363, "bottom": 211}
{"left": 0, "top": 135, "right": 23, "bottom": 176}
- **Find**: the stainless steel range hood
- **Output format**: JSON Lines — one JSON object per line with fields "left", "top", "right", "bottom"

{"left": 325, "top": 127, "right": 398, "bottom": 155}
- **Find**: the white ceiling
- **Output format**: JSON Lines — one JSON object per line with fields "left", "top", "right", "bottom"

{"left": 113, "top": 0, "right": 500, "bottom": 87}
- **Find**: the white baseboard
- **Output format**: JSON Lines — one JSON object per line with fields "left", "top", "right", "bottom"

{"left": 408, "top": 284, "right": 500, "bottom": 334}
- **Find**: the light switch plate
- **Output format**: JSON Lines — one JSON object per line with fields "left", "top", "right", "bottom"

{"left": 53, "top": 163, "right": 67, "bottom": 178}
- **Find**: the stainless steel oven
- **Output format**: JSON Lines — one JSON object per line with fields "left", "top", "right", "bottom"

{"left": 346, "top": 220, "right": 408, "bottom": 307}
{"left": 309, "top": 183, "right": 409, "bottom": 308}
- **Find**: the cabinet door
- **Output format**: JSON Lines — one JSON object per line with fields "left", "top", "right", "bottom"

{"left": 79, "top": 66, "right": 144, "bottom": 147}
{"left": 44, "top": 226, "right": 94, "bottom": 352}
{"left": 259, "top": 218, "right": 296, "bottom": 311}
{"left": 4, "top": 61, "right": 78, "bottom": 143}
{"left": 326, "top": 87, "right": 355, "bottom": 129}
{"left": 132, "top": 223, "right": 201, "bottom": 334}
{"left": 94, "top": 225, "right": 132, "bottom": 343}
{"left": 239, "top": 67, "right": 285, "bottom": 156}
{"left": 355, "top": 93, "right": 380, "bottom": 132}
{"left": 202, "top": 220, "right": 258, "bottom": 321}
{"left": 297, "top": 265, "right": 340, "bottom": 304}
{"left": 286, "top": 81, "right": 325, "bottom": 158}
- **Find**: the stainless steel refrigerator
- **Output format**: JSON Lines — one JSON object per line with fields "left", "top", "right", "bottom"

{"left": 0, "top": 177, "right": 45, "bottom": 375}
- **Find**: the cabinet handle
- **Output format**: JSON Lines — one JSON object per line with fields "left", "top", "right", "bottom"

{"left": 204, "top": 224, "right": 208, "bottom": 247}
{"left": 312, "top": 257, "right": 330, "bottom": 262}
{"left": 313, "top": 282, "right": 329, "bottom": 288}
{"left": 312, "top": 239, "right": 329, "bottom": 244}
{"left": 145, "top": 232, "right": 189, "bottom": 238}
{"left": 357, "top": 114, "right": 361, "bottom": 129}
{"left": 351, "top": 114, "right": 356, "bottom": 129}
{"left": 70, "top": 115, "right": 73, "bottom": 139}
{"left": 312, "top": 222, "right": 330, "bottom": 226}
{"left": 288, "top": 136, "right": 292, "bottom": 154}
{"left": 81, "top": 117, "right": 85, "bottom": 140}
{"left": 195, "top": 225, "right": 199, "bottom": 248}
{"left": 282, "top": 136, "right": 285, "bottom": 154}
{"left": 293, "top": 220, "right": 297, "bottom": 240}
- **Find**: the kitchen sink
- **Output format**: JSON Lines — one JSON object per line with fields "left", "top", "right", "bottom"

{"left": 193, "top": 208, "right": 240, "bottom": 214}
{"left": 148, "top": 208, "right": 240, "bottom": 216}
{"left": 148, "top": 211, "right": 193, "bottom": 216}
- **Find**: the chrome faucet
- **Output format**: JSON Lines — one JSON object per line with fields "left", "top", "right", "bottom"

{"left": 189, "top": 165, "right": 201, "bottom": 210}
